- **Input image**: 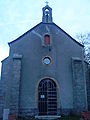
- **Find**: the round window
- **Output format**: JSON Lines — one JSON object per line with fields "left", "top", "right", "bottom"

{"left": 43, "top": 57, "right": 51, "bottom": 65}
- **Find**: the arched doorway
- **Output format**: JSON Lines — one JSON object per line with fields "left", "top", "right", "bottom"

{"left": 38, "top": 78, "right": 57, "bottom": 115}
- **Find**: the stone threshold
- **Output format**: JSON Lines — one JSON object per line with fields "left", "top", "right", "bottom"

{"left": 35, "top": 115, "right": 61, "bottom": 120}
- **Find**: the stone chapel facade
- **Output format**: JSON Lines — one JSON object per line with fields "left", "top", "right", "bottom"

{"left": 0, "top": 4, "right": 90, "bottom": 119}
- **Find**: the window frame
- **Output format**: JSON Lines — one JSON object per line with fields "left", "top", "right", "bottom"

{"left": 42, "top": 33, "right": 52, "bottom": 46}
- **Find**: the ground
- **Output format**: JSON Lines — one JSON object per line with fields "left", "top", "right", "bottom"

{"left": 17, "top": 115, "right": 80, "bottom": 120}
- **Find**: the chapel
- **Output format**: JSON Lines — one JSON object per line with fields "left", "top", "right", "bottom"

{"left": 0, "top": 4, "right": 90, "bottom": 119}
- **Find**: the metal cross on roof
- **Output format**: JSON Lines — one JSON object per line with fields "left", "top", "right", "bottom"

{"left": 45, "top": 1, "right": 49, "bottom": 5}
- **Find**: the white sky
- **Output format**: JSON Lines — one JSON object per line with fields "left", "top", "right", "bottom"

{"left": 0, "top": 0, "right": 90, "bottom": 74}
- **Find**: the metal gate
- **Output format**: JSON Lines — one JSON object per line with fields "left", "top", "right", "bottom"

{"left": 38, "top": 78, "right": 57, "bottom": 115}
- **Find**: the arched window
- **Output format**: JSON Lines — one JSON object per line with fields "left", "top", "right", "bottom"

{"left": 44, "top": 34, "right": 50, "bottom": 45}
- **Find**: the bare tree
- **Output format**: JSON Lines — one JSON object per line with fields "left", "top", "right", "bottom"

{"left": 76, "top": 33, "right": 90, "bottom": 64}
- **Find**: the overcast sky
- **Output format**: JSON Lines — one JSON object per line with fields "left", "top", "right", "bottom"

{"left": 0, "top": 0, "right": 90, "bottom": 74}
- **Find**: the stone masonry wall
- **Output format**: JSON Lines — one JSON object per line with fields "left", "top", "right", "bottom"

{"left": 86, "top": 64, "right": 90, "bottom": 110}
{"left": 0, "top": 80, "right": 6, "bottom": 118}
{"left": 0, "top": 58, "right": 11, "bottom": 118}
{"left": 89, "top": 66, "right": 90, "bottom": 110}
{"left": 72, "top": 58, "right": 87, "bottom": 113}
{"left": 10, "top": 54, "right": 22, "bottom": 116}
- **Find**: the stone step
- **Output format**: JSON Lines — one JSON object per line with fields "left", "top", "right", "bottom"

{"left": 35, "top": 115, "right": 61, "bottom": 120}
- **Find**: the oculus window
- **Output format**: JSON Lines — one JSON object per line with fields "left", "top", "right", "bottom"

{"left": 43, "top": 57, "right": 51, "bottom": 65}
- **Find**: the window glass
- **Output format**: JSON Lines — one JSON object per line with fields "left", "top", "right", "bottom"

{"left": 43, "top": 57, "right": 51, "bottom": 65}
{"left": 44, "top": 34, "right": 50, "bottom": 45}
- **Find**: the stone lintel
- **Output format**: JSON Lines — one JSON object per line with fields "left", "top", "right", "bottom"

{"left": 13, "top": 54, "right": 22, "bottom": 59}
{"left": 72, "top": 57, "right": 82, "bottom": 61}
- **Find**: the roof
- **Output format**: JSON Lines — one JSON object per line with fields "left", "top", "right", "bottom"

{"left": 1, "top": 57, "right": 9, "bottom": 63}
{"left": 53, "top": 23, "right": 84, "bottom": 47}
{"left": 8, "top": 22, "right": 84, "bottom": 47}
{"left": 8, "top": 22, "right": 42, "bottom": 46}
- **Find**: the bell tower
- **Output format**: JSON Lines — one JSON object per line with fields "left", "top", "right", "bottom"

{"left": 42, "top": 3, "right": 53, "bottom": 23}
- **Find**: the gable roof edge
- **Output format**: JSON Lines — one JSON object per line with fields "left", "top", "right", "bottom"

{"left": 53, "top": 23, "right": 84, "bottom": 47}
{"left": 8, "top": 22, "right": 42, "bottom": 46}
{"left": 1, "top": 57, "right": 9, "bottom": 63}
